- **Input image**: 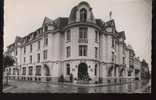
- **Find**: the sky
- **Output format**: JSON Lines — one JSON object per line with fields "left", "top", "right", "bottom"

{"left": 4, "top": 0, "right": 152, "bottom": 71}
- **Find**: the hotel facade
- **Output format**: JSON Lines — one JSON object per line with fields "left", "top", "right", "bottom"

{"left": 4, "top": 1, "right": 141, "bottom": 84}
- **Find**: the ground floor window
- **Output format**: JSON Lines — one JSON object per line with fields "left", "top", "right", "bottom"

{"left": 8, "top": 68, "right": 11, "bottom": 75}
{"left": 36, "top": 66, "right": 41, "bottom": 76}
{"left": 17, "top": 69, "right": 19, "bottom": 75}
{"left": 13, "top": 68, "right": 16, "bottom": 75}
{"left": 95, "top": 64, "right": 97, "bottom": 76}
{"left": 22, "top": 67, "right": 26, "bottom": 75}
{"left": 29, "top": 66, "right": 33, "bottom": 75}
{"left": 66, "top": 64, "right": 70, "bottom": 75}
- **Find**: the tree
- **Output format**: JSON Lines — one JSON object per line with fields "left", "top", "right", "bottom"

{"left": 3, "top": 55, "right": 15, "bottom": 68}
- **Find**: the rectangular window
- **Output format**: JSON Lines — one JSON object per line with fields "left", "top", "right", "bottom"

{"left": 37, "top": 53, "right": 40, "bottom": 63}
{"left": 44, "top": 37, "right": 48, "bottom": 46}
{"left": 112, "top": 38, "right": 114, "bottom": 48}
{"left": 17, "top": 69, "right": 19, "bottom": 75}
{"left": 36, "top": 66, "right": 41, "bottom": 76}
{"left": 43, "top": 50, "right": 48, "bottom": 60}
{"left": 79, "top": 27, "right": 88, "bottom": 43}
{"left": 123, "top": 57, "right": 125, "bottom": 64}
{"left": 9, "top": 68, "right": 11, "bottom": 75}
{"left": 15, "top": 49, "right": 17, "bottom": 55}
{"left": 28, "top": 66, "right": 33, "bottom": 75}
{"left": 24, "top": 47, "right": 26, "bottom": 54}
{"left": 38, "top": 41, "right": 40, "bottom": 50}
{"left": 30, "top": 55, "right": 32, "bottom": 63}
{"left": 66, "top": 30, "right": 71, "bottom": 42}
{"left": 24, "top": 57, "right": 26, "bottom": 64}
{"left": 95, "top": 47, "right": 98, "bottom": 58}
{"left": 22, "top": 67, "right": 26, "bottom": 75}
{"left": 79, "top": 45, "right": 87, "bottom": 56}
{"left": 13, "top": 68, "right": 16, "bottom": 75}
{"left": 66, "top": 46, "right": 71, "bottom": 58}
{"left": 30, "top": 44, "right": 32, "bottom": 53}
{"left": 95, "top": 30, "right": 99, "bottom": 42}
{"left": 112, "top": 52, "right": 114, "bottom": 62}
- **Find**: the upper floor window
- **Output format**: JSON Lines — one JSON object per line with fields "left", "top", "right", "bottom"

{"left": 37, "top": 53, "right": 40, "bottom": 63}
{"left": 80, "top": 8, "right": 87, "bottom": 22}
{"left": 66, "top": 30, "right": 71, "bottom": 42}
{"left": 66, "top": 46, "right": 71, "bottom": 58}
{"left": 15, "top": 49, "right": 17, "bottom": 55}
{"left": 95, "top": 30, "right": 99, "bottom": 42}
{"left": 112, "top": 52, "right": 114, "bottom": 62}
{"left": 24, "top": 47, "right": 26, "bottom": 54}
{"left": 112, "top": 38, "right": 114, "bottom": 48}
{"left": 95, "top": 64, "right": 97, "bottom": 76}
{"left": 44, "top": 37, "right": 48, "bottom": 46}
{"left": 43, "top": 50, "right": 48, "bottom": 60}
{"left": 66, "top": 64, "right": 70, "bottom": 75}
{"left": 30, "top": 55, "right": 32, "bottom": 64}
{"left": 79, "top": 45, "right": 87, "bottom": 56}
{"left": 38, "top": 41, "right": 40, "bottom": 50}
{"left": 30, "top": 44, "right": 32, "bottom": 53}
{"left": 79, "top": 27, "right": 88, "bottom": 43}
{"left": 123, "top": 57, "right": 125, "bottom": 64}
{"left": 24, "top": 57, "right": 26, "bottom": 64}
{"left": 123, "top": 45, "right": 125, "bottom": 55}
{"left": 95, "top": 47, "right": 98, "bottom": 58}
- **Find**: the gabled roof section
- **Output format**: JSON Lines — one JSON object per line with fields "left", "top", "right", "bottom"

{"left": 42, "top": 16, "right": 53, "bottom": 26}
{"left": 105, "top": 19, "right": 118, "bottom": 33}
{"left": 118, "top": 31, "right": 126, "bottom": 40}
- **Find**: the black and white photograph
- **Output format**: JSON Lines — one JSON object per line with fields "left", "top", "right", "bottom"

{"left": 2, "top": 0, "right": 151, "bottom": 93}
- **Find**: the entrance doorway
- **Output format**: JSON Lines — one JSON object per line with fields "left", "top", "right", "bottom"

{"left": 78, "top": 63, "right": 88, "bottom": 80}
{"left": 43, "top": 64, "right": 50, "bottom": 81}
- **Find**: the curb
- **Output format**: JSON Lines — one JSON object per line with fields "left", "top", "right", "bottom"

{"left": 3, "top": 85, "right": 16, "bottom": 92}
{"left": 55, "top": 81, "right": 136, "bottom": 88}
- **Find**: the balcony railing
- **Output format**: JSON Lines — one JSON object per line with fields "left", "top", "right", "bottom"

{"left": 78, "top": 38, "right": 88, "bottom": 43}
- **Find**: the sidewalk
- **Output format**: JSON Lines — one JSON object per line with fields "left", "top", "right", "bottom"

{"left": 134, "top": 80, "right": 151, "bottom": 93}
{"left": 53, "top": 80, "right": 137, "bottom": 87}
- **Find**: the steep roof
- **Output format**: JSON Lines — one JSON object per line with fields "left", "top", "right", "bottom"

{"left": 43, "top": 17, "right": 53, "bottom": 25}
{"left": 95, "top": 19, "right": 105, "bottom": 29}
{"left": 53, "top": 17, "right": 68, "bottom": 30}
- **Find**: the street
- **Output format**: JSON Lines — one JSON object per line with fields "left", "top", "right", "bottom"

{"left": 3, "top": 79, "right": 151, "bottom": 93}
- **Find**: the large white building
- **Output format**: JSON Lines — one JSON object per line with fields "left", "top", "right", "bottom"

{"left": 5, "top": 1, "right": 138, "bottom": 84}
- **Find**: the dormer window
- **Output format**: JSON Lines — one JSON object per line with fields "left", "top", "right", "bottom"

{"left": 80, "top": 8, "right": 87, "bottom": 22}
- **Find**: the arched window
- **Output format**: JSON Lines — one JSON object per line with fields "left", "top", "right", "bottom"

{"left": 66, "top": 64, "right": 70, "bottom": 75}
{"left": 80, "top": 8, "right": 87, "bottom": 22}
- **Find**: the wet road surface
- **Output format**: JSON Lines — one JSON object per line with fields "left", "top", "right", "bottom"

{"left": 3, "top": 79, "right": 151, "bottom": 93}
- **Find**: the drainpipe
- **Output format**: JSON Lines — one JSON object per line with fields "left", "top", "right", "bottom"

{"left": 98, "top": 32, "right": 101, "bottom": 82}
